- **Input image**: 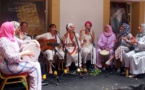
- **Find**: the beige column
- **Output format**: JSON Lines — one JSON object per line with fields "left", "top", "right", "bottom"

{"left": 47, "top": 0, "right": 60, "bottom": 32}
{"left": 103, "top": 0, "right": 110, "bottom": 27}
{"left": 131, "top": 2, "right": 145, "bottom": 36}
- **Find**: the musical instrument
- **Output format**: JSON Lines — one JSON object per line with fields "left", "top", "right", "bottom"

{"left": 121, "top": 39, "right": 131, "bottom": 47}
{"left": 131, "top": 36, "right": 137, "bottom": 44}
{"left": 23, "top": 36, "right": 31, "bottom": 40}
{"left": 22, "top": 42, "right": 40, "bottom": 61}
{"left": 99, "top": 50, "right": 109, "bottom": 62}
{"left": 37, "top": 38, "right": 59, "bottom": 51}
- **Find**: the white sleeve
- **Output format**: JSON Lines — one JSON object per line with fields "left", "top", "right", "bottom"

{"left": 135, "top": 36, "right": 145, "bottom": 51}
{"left": 36, "top": 33, "right": 48, "bottom": 39}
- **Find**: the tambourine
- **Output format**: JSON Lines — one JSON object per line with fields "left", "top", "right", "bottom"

{"left": 22, "top": 42, "right": 40, "bottom": 61}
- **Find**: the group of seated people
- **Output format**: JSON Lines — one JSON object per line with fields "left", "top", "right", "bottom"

{"left": 35, "top": 21, "right": 97, "bottom": 74}
{"left": 0, "top": 20, "right": 145, "bottom": 90}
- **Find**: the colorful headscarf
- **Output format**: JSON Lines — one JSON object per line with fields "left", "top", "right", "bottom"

{"left": 11, "top": 21, "right": 20, "bottom": 31}
{"left": 0, "top": 22, "right": 15, "bottom": 42}
{"left": 117, "top": 23, "right": 130, "bottom": 39}
{"left": 84, "top": 21, "right": 92, "bottom": 27}
{"left": 137, "top": 24, "right": 145, "bottom": 37}
{"left": 103, "top": 24, "right": 113, "bottom": 37}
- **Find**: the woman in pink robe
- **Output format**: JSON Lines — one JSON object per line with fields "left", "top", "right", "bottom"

{"left": 96, "top": 24, "right": 116, "bottom": 68}
{"left": 0, "top": 22, "right": 42, "bottom": 90}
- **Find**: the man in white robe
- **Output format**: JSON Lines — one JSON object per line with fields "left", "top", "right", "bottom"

{"left": 36, "top": 24, "right": 64, "bottom": 74}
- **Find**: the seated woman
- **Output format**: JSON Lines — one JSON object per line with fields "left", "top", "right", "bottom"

{"left": 124, "top": 24, "right": 145, "bottom": 77}
{"left": 63, "top": 23, "right": 82, "bottom": 71}
{"left": 96, "top": 24, "right": 116, "bottom": 69}
{"left": 115, "top": 23, "right": 133, "bottom": 72}
{"left": 0, "top": 22, "right": 42, "bottom": 90}
{"left": 11, "top": 21, "right": 21, "bottom": 38}
{"left": 80, "top": 21, "right": 97, "bottom": 69}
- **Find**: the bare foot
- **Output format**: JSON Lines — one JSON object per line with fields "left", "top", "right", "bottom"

{"left": 94, "top": 65, "right": 99, "bottom": 70}
{"left": 58, "top": 67, "right": 61, "bottom": 71}
{"left": 66, "top": 67, "right": 69, "bottom": 71}
{"left": 49, "top": 70, "right": 53, "bottom": 74}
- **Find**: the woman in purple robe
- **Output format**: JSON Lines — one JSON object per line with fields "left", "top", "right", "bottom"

{"left": 96, "top": 24, "right": 116, "bottom": 68}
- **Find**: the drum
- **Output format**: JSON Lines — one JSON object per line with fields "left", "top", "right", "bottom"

{"left": 22, "top": 42, "right": 41, "bottom": 61}
{"left": 23, "top": 35, "right": 32, "bottom": 40}
{"left": 99, "top": 50, "right": 109, "bottom": 62}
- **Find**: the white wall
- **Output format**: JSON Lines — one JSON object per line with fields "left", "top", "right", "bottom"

{"left": 60, "top": 0, "right": 104, "bottom": 45}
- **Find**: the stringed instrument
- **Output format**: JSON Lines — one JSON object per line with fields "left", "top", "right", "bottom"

{"left": 37, "top": 38, "right": 59, "bottom": 51}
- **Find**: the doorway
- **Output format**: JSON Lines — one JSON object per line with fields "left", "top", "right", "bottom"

{"left": 110, "top": 0, "right": 145, "bottom": 36}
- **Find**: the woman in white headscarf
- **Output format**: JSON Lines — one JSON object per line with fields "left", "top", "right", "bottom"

{"left": 124, "top": 24, "right": 145, "bottom": 77}
{"left": 11, "top": 21, "right": 21, "bottom": 38}
{"left": 63, "top": 23, "right": 82, "bottom": 71}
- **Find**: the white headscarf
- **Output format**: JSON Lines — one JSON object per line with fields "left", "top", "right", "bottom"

{"left": 137, "top": 24, "right": 145, "bottom": 37}
{"left": 11, "top": 21, "right": 20, "bottom": 31}
{"left": 66, "top": 23, "right": 74, "bottom": 30}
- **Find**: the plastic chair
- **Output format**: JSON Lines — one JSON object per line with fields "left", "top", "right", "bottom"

{"left": 0, "top": 72, "right": 28, "bottom": 90}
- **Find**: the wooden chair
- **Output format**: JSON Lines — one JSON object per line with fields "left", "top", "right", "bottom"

{"left": 0, "top": 72, "right": 28, "bottom": 90}
{"left": 125, "top": 68, "right": 129, "bottom": 77}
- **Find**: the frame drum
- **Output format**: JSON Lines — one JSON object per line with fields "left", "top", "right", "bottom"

{"left": 99, "top": 50, "right": 109, "bottom": 62}
{"left": 22, "top": 42, "right": 40, "bottom": 61}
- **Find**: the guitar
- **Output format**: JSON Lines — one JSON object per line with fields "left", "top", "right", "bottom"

{"left": 37, "top": 38, "right": 59, "bottom": 51}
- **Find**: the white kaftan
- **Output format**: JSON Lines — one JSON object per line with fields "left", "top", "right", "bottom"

{"left": 63, "top": 33, "right": 82, "bottom": 67}
{"left": 80, "top": 30, "right": 96, "bottom": 64}
{"left": 124, "top": 35, "right": 145, "bottom": 74}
